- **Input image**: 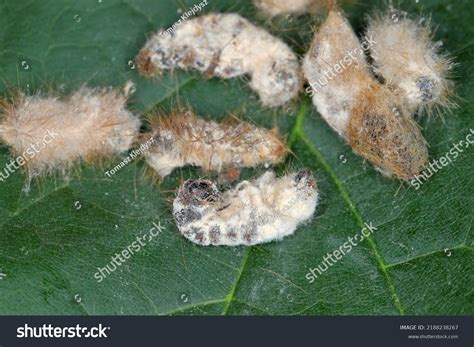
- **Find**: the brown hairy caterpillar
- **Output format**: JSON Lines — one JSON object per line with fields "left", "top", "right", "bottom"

{"left": 253, "top": 0, "right": 327, "bottom": 17}
{"left": 173, "top": 169, "right": 318, "bottom": 246}
{"left": 0, "top": 82, "right": 140, "bottom": 181}
{"left": 143, "top": 110, "right": 288, "bottom": 178}
{"left": 365, "top": 8, "right": 456, "bottom": 115}
{"left": 303, "top": 10, "right": 428, "bottom": 180}
{"left": 135, "top": 13, "right": 302, "bottom": 107}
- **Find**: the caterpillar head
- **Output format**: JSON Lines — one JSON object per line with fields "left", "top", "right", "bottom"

{"left": 293, "top": 168, "right": 317, "bottom": 192}
{"left": 136, "top": 49, "right": 161, "bottom": 77}
{"left": 178, "top": 179, "right": 221, "bottom": 206}
{"left": 403, "top": 73, "right": 454, "bottom": 114}
{"left": 173, "top": 179, "right": 222, "bottom": 229}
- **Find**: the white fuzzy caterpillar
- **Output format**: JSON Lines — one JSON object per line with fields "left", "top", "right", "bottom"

{"left": 365, "top": 9, "right": 455, "bottom": 115}
{"left": 173, "top": 169, "right": 318, "bottom": 246}
{"left": 303, "top": 10, "right": 428, "bottom": 180}
{"left": 0, "top": 82, "right": 140, "bottom": 179}
{"left": 136, "top": 13, "right": 302, "bottom": 107}
{"left": 144, "top": 110, "right": 288, "bottom": 177}
{"left": 253, "top": 0, "right": 326, "bottom": 17}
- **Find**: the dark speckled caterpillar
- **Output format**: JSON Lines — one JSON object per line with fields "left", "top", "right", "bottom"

{"left": 173, "top": 169, "right": 318, "bottom": 246}
{"left": 135, "top": 13, "right": 302, "bottom": 107}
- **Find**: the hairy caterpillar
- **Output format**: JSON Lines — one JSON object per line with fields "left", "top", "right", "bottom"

{"left": 173, "top": 169, "right": 318, "bottom": 246}
{"left": 303, "top": 10, "right": 428, "bottom": 180}
{"left": 365, "top": 9, "right": 455, "bottom": 115}
{"left": 135, "top": 13, "right": 302, "bottom": 107}
{"left": 0, "top": 82, "right": 140, "bottom": 181}
{"left": 144, "top": 110, "right": 288, "bottom": 178}
{"left": 253, "top": 0, "right": 326, "bottom": 17}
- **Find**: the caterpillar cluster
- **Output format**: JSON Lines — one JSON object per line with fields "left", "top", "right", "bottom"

{"left": 0, "top": 4, "right": 456, "bottom": 247}
{"left": 302, "top": 6, "right": 453, "bottom": 180}
{"left": 135, "top": 13, "right": 302, "bottom": 107}
{"left": 144, "top": 110, "right": 288, "bottom": 178}
{"left": 0, "top": 83, "right": 306, "bottom": 246}
{"left": 173, "top": 169, "right": 318, "bottom": 246}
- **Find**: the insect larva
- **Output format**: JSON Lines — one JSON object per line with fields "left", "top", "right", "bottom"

{"left": 135, "top": 13, "right": 302, "bottom": 107}
{"left": 303, "top": 10, "right": 428, "bottom": 180}
{"left": 0, "top": 82, "right": 140, "bottom": 180}
{"left": 173, "top": 169, "right": 318, "bottom": 246}
{"left": 144, "top": 110, "right": 288, "bottom": 178}
{"left": 365, "top": 9, "right": 455, "bottom": 115}
{"left": 253, "top": 0, "right": 326, "bottom": 17}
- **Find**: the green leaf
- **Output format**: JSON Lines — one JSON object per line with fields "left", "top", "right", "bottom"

{"left": 0, "top": 0, "right": 472, "bottom": 315}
